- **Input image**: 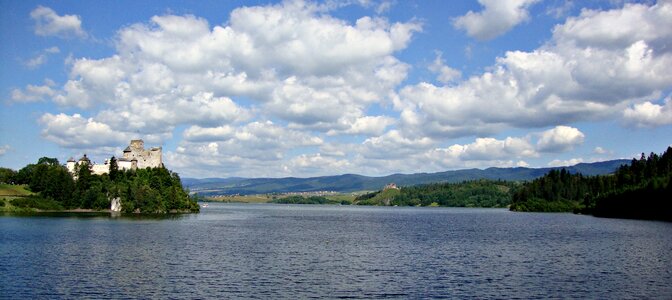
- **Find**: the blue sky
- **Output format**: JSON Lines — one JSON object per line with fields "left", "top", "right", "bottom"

{"left": 1, "top": 0, "right": 671, "bottom": 178}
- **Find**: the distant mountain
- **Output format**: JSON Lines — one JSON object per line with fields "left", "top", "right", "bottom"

{"left": 183, "top": 159, "right": 630, "bottom": 196}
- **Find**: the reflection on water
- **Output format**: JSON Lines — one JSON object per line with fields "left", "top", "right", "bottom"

{"left": 1, "top": 203, "right": 671, "bottom": 299}
{"left": 1, "top": 211, "right": 190, "bottom": 220}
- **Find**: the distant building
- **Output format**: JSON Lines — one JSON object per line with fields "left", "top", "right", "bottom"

{"left": 384, "top": 183, "right": 399, "bottom": 190}
{"left": 67, "top": 139, "right": 163, "bottom": 175}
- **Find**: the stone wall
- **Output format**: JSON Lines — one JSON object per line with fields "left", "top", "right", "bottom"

{"left": 68, "top": 140, "right": 162, "bottom": 175}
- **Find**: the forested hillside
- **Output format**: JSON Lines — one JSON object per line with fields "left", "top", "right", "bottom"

{"left": 511, "top": 147, "right": 672, "bottom": 221}
{"left": 355, "top": 180, "right": 515, "bottom": 207}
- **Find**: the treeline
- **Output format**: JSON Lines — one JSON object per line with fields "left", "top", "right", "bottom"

{"left": 511, "top": 147, "right": 672, "bottom": 221}
{"left": 3, "top": 157, "right": 199, "bottom": 213}
{"left": 271, "top": 195, "right": 350, "bottom": 205}
{"left": 355, "top": 180, "right": 515, "bottom": 207}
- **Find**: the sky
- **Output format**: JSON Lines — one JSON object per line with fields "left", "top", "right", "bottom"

{"left": 1, "top": 0, "right": 671, "bottom": 178}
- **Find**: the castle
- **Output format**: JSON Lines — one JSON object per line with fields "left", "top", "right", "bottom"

{"left": 67, "top": 139, "right": 163, "bottom": 175}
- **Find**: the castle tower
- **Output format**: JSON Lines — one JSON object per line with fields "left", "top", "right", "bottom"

{"left": 130, "top": 139, "right": 144, "bottom": 150}
{"left": 66, "top": 157, "right": 76, "bottom": 173}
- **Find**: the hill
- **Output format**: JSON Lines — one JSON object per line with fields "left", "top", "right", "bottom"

{"left": 184, "top": 159, "right": 629, "bottom": 195}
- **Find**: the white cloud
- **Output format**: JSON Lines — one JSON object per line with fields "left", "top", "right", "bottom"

{"left": 331, "top": 115, "right": 395, "bottom": 136}
{"left": 16, "top": 1, "right": 672, "bottom": 178}
{"left": 39, "top": 113, "right": 129, "bottom": 148}
{"left": 284, "top": 153, "right": 352, "bottom": 176}
{"left": 453, "top": 0, "right": 540, "bottom": 40}
{"left": 537, "top": 126, "right": 585, "bottom": 153}
{"left": 167, "top": 120, "right": 326, "bottom": 177}
{"left": 183, "top": 125, "right": 235, "bottom": 142}
{"left": 400, "top": 1, "right": 672, "bottom": 139}
{"left": 430, "top": 136, "right": 536, "bottom": 164}
{"left": 593, "top": 146, "right": 608, "bottom": 155}
{"left": 26, "top": 55, "right": 47, "bottom": 69}
{"left": 0, "top": 145, "right": 10, "bottom": 156}
{"left": 546, "top": 1, "right": 574, "bottom": 19}
{"left": 30, "top": 6, "right": 87, "bottom": 38}
{"left": 428, "top": 51, "right": 461, "bottom": 84}
{"left": 25, "top": 47, "right": 60, "bottom": 69}
{"left": 552, "top": 2, "right": 672, "bottom": 51}
{"left": 375, "top": 1, "right": 395, "bottom": 14}
{"left": 548, "top": 158, "right": 584, "bottom": 167}
{"left": 362, "top": 130, "right": 435, "bottom": 159}
{"left": 10, "top": 79, "right": 57, "bottom": 103}
{"left": 623, "top": 97, "right": 672, "bottom": 127}
{"left": 42, "top": 0, "right": 419, "bottom": 142}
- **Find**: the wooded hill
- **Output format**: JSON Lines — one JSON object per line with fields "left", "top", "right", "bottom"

{"left": 1, "top": 157, "right": 199, "bottom": 214}
{"left": 511, "top": 147, "right": 672, "bottom": 221}
{"left": 184, "top": 160, "right": 629, "bottom": 195}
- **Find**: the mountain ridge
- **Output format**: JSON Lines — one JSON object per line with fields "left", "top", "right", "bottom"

{"left": 183, "top": 159, "right": 630, "bottom": 195}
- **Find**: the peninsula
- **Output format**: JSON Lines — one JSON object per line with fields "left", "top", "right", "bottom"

{"left": 0, "top": 140, "right": 199, "bottom": 214}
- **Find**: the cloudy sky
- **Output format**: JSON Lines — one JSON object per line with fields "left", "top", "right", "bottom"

{"left": 1, "top": 0, "right": 671, "bottom": 178}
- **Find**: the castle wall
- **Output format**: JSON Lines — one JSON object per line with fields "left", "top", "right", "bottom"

{"left": 91, "top": 164, "right": 109, "bottom": 175}
{"left": 68, "top": 140, "right": 162, "bottom": 176}
{"left": 118, "top": 160, "right": 133, "bottom": 171}
{"left": 123, "top": 148, "right": 162, "bottom": 169}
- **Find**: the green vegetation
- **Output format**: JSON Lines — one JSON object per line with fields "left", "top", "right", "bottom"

{"left": 10, "top": 196, "right": 64, "bottom": 211}
{"left": 0, "top": 183, "right": 33, "bottom": 197}
{"left": 271, "top": 195, "right": 350, "bottom": 205}
{"left": 511, "top": 147, "right": 672, "bottom": 221}
{"left": 509, "top": 169, "right": 591, "bottom": 212}
{"left": 0, "top": 167, "right": 17, "bottom": 184}
{"left": 207, "top": 194, "right": 274, "bottom": 203}
{"left": 1, "top": 184, "right": 36, "bottom": 212}
{"left": 355, "top": 180, "right": 514, "bottom": 207}
{"left": 355, "top": 188, "right": 401, "bottom": 206}
{"left": 2, "top": 157, "right": 199, "bottom": 214}
{"left": 205, "top": 193, "right": 357, "bottom": 204}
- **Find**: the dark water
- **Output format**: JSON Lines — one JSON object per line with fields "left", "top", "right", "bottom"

{"left": 1, "top": 203, "right": 671, "bottom": 299}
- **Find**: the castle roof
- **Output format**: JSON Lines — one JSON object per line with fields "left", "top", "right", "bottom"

{"left": 123, "top": 146, "right": 131, "bottom": 152}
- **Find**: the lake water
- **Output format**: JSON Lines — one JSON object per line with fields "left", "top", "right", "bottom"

{"left": 1, "top": 203, "right": 671, "bottom": 299}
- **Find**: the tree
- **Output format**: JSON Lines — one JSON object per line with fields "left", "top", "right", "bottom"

{"left": 109, "top": 156, "right": 119, "bottom": 181}
{"left": 37, "top": 157, "right": 60, "bottom": 166}
{"left": 0, "top": 167, "right": 17, "bottom": 184}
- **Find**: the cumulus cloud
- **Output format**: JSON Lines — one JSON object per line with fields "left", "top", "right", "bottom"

{"left": 428, "top": 51, "right": 461, "bottom": 84}
{"left": 284, "top": 153, "right": 352, "bottom": 176}
{"left": 167, "top": 121, "right": 326, "bottom": 177}
{"left": 18, "top": 1, "right": 672, "bottom": 177}
{"left": 400, "top": 1, "right": 672, "bottom": 139}
{"left": 39, "top": 113, "right": 129, "bottom": 148}
{"left": 548, "top": 158, "right": 584, "bottom": 167}
{"left": 537, "top": 126, "right": 585, "bottom": 153}
{"left": 438, "top": 136, "right": 536, "bottom": 161}
{"left": 30, "top": 6, "right": 87, "bottom": 38}
{"left": 623, "top": 97, "right": 672, "bottom": 127}
{"left": 10, "top": 79, "right": 57, "bottom": 103}
{"left": 362, "top": 130, "right": 435, "bottom": 159}
{"left": 453, "top": 0, "right": 540, "bottom": 40}
{"left": 41, "top": 0, "right": 419, "bottom": 143}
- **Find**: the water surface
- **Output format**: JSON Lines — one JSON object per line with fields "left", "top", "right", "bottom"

{"left": 1, "top": 203, "right": 671, "bottom": 298}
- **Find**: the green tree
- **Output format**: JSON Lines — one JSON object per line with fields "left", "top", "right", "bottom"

{"left": 0, "top": 167, "right": 17, "bottom": 184}
{"left": 109, "top": 156, "right": 119, "bottom": 181}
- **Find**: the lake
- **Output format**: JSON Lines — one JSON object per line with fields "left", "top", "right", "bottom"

{"left": 1, "top": 203, "right": 671, "bottom": 299}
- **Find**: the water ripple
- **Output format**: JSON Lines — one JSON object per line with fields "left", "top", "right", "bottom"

{"left": 1, "top": 204, "right": 671, "bottom": 299}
